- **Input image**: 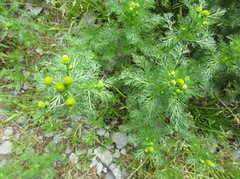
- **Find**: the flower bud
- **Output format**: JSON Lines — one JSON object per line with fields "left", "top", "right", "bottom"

{"left": 182, "top": 85, "right": 188, "bottom": 90}
{"left": 55, "top": 83, "right": 66, "bottom": 93}
{"left": 185, "top": 77, "right": 190, "bottom": 82}
{"left": 147, "top": 147, "right": 155, "bottom": 153}
{"left": 38, "top": 101, "right": 45, "bottom": 109}
{"left": 203, "top": 21, "right": 209, "bottom": 26}
{"left": 206, "top": 160, "right": 215, "bottom": 167}
{"left": 201, "top": 10, "right": 210, "bottom": 17}
{"left": 98, "top": 82, "right": 104, "bottom": 88}
{"left": 61, "top": 55, "right": 71, "bottom": 64}
{"left": 44, "top": 77, "right": 54, "bottom": 85}
{"left": 170, "top": 80, "right": 176, "bottom": 85}
{"left": 196, "top": 7, "right": 203, "bottom": 12}
{"left": 5, "top": 23, "right": 13, "bottom": 28}
{"left": 66, "top": 97, "right": 76, "bottom": 106}
{"left": 63, "top": 76, "right": 73, "bottom": 86}
{"left": 176, "top": 79, "right": 185, "bottom": 86}
{"left": 175, "top": 89, "right": 181, "bottom": 93}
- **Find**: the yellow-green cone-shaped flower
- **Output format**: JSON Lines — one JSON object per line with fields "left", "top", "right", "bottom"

{"left": 196, "top": 7, "right": 203, "bottom": 12}
{"left": 175, "top": 89, "right": 181, "bottom": 93}
{"left": 185, "top": 77, "right": 190, "bottom": 82}
{"left": 176, "top": 79, "right": 185, "bottom": 86}
{"left": 98, "top": 82, "right": 104, "bottom": 88}
{"left": 147, "top": 147, "right": 155, "bottom": 153}
{"left": 5, "top": 23, "right": 13, "bottom": 28}
{"left": 201, "top": 10, "right": 210, "bottom": 17}
{"left": 55, "top": 83, "right": 66, "bottom": 93}
{"left": 61, "top": 55, "right": 71, "bottom": 64}
{"left": 63, "top": 76, "right": 73, "bottom": 86}
{"left": 182, "top": 85, "right": 188, "bottom": 90}
{"left": 38, "top": 101, "right": 45, "bottom": 109}
{"left": 45, "top": 101, "right": 50, "bottom": 106}
{"left": 206, "top": 160, "right": 215, "bottom": 167}
{"left": 170, "top": 80, "right": 176, "bottom": 85}
{"left": 44, "top": 77, "right": 54, "bottom": 85}
{"left": 66, "top": 97, "right": 76, "bottom": 106}
{"left": 203, "top": 21, "right": 209, "bottom": 26}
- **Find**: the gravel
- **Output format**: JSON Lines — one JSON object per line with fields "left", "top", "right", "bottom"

{"left": 45, "top": 132, "right": 54, "bottom": 138}
{"left": 113, "top": 149, "right": 121, "bottom": 159}
{"left": 76, "top": 149, "right": 87, "bottom": 156}
{"left": 96, "top": 162, "right": 104, "bottom": 175}
{"left": 89, "top": 158, "right": 98, "bottom": 168}
{"left": 3, "top": 127, "right": 13, "bottom": 136}
{"left": 111, "top": 132, "right": 127, "bottom": 149}
{"left": 69, "top": 153, "right": 79, "bottom": 164}
{"left": 94, "top": 147, "right": 113, "bottom": 167}
{"left": 0, "top": 159, "right": 7, "bottom": 167}
{"left": 53, "top": 134, "right": 62, "bottom": 144}
{"left": 65, "top": 148, "right": 72, "bottom": 154}
{"left": 0, "top": 141, "right": 13, "bottom": 154}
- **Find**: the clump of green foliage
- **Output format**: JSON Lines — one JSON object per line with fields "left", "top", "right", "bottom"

{"left": 33, "top": 40, "right": 113, "bottom": 131}
{"left": 60, "top": 0, "right": 238, "bottom": 177}
{"left": 0, "top": 143, "right": 64, "bottom": 179}
{"left": 1, "top": 0, "right": 239, "bottom": 178}
{"left": 0, "top": 0, "right": 43, "bottom": 91}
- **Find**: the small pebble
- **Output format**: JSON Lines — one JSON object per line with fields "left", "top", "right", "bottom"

{"left": 76, "top": 149, "right": 87, "bottom": 156}
{"left": 53, "top": 134, "right": 62, "bottom": 144}
{"left": 45, "top": 132, "right": 54, "bottom": 138}
{"left": 0, "top": 159, "right": 7, "bottom": 167}
{"left": 120, "top": 149, "right": 126, "bottom": 155}
{"left": 0, "top": 141, "right": 13, "bottom": 154}
{"left": 65, "top": 148, "right": 72, "bottom": 154}
{"left": 69, "top": 153, "right": 79, "bottom": 164}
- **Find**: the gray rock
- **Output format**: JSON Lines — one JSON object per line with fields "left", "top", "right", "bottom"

{"left": 106, "top": 146, "right": 114, "bottom": 151}
{"left": 11, "top": 90, "right": 19, "bottom": 96}
{"left": 97, "top": 128, "right": 107, "bottom": 137}
{"left": 103, "top": 167, "right": 108, "bottom": 173}
{"left": 105, "top": 132, "right": 110, "bottom": 138}
{"left": 105, "top": 126, "right": 111, "bottom": 130}
{"left": 233, "top": 150, "right": 240, "bottom": 160}
{"left": 65, "top": 148, "right": 72, "bottom": 154}
{"left": 105, "top": 171, "right": 115, "bottom": 179}
{"left": 0, "top": 141, "right": 13, "bottom": 154}
{"left": 53, "top": 134, "right": 62, "bottom": 144}
{"left": 2, "top": 127, "right": 14, "bottom": 139}
{"left": 94, "top": 147, "right": 113, "bottom": 166}
{"left": 69, "top": 153, "right": 78, "bottom": 164}
{"left": 25, "top": 4, "right": 42, "bottom": 16}
{"left": 109, "top": 164, "right": 122, "bottom": 179}
{"left": 76, "top": 149, "right": 87, "bottom": 156}
{"left": 0, "top": 109, "right": 8, "bottom": 119}
{"left": 0, "top": 159, "right": 7, "bottom": 167}
{"left": 4, "top": 127, "right": 13, "bottom": 136}
{"left": 77, "top": 164, "right": 81, "bottom": 170}
{"left": 111, "top": 132, "right": 127, "bottom": 149}
{"left": 87, "top": 149, "right": 93, "bottom": 155}
{"left": 23, "top": 83, "right": 30, "bottom": 90}
{"left": 15, "top": 149, "right": 23, "bottom": 155}
{"left": 79, "top": 12, "right": 96, "bottom": 26}
{"left": 113, "top": 149, "right": 121, "bottom": 159}
{"left": 15, "top": 132, "right": 21, "bottom": 140}
{"left": 89, "top": 158, "right": 98, "bottom": 168}
{"left": 64, "top": 127, "right": 72, "bottom": 136}
{"left": 44, "top": 146, "right": 50, "bottom": 153}
{"left": 120, "top": 149, "right": 126, "bottom": 155}
{"left": 45, "top": 132, "right": 54, "bottom": 138}
{"left": 17, "top": 115, "right": 28, "bottom": 124}
{"left": 96, "top": 162, "right": 104, "bottom": 175}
